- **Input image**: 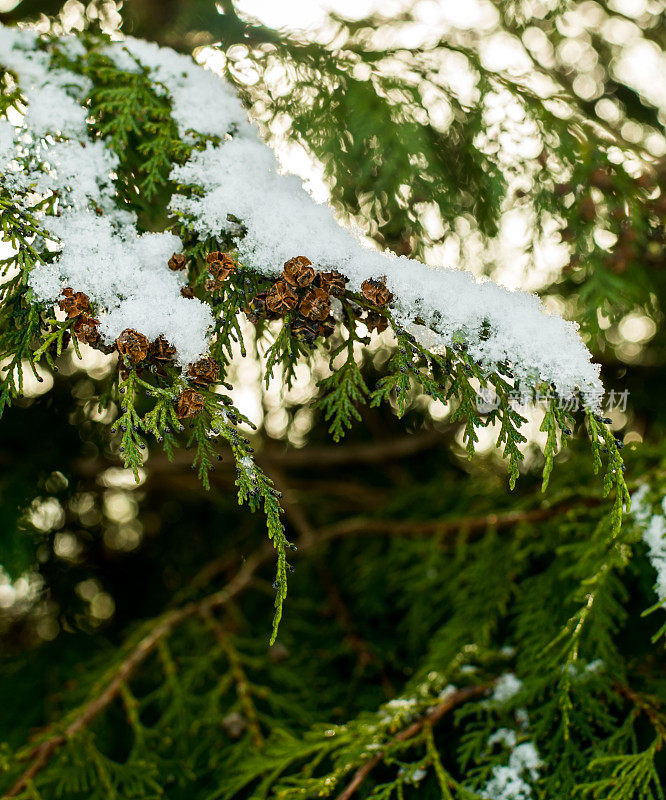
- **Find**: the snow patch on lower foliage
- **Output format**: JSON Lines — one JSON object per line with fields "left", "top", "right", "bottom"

{"left": 484, "top": 740, "right": 541, "bottom": 800}
{"left": 491, "top": 673, "right": 523, "bottom": 703}
{"left": 479, "top": 677, "right": 541, "bottom": 798}
{"left": 631, "top": 485, "right": 666, "bottom": 604}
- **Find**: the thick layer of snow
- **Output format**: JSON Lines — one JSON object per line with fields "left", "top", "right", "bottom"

{"left": 169, "top": 135, "right": 602, "bottom": 399}
{"left": 0, "top": 26, "right": 90, "bottom": 140}
{"left": 1, "top": 25, "right": 603, "bottom": 398}
{"left": 1, "top": 25, "right": 213, "bottom": 365}
{"left": 34, "top": 213, "right": 212, "bottom": 363}
{"left": 34, "top": 139, "right": 119, "bottom": 210}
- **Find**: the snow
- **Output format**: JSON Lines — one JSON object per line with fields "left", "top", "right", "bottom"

{"left": 0, "top": 118, "right": 15, "bottom": 170}
{"left": 0, "top": 26, "right": 90, "bottom": 140}
{"left": 472, "top": 680, "right": 541, "bottom": 799}
{"left": 1, "top": 24, "right": 213, "bottom": 364}
{"left": 484, "top": 717, "right": 541, "bottom": 800}
{"left": 484, "top": 742, "right": 541, "bottom": 800}
{"left": 488, "top": 728, "right": 518, "bottom": 749}
{"left": 22, "top": 81, "right": 90, "bottom": 141}
{"left": 34, "top": 213, "right": 212, "bottom": 364}
{"left": 1, "top": 24, "right": 603, "bottom": 398}
{"left": 631, "top": 485, "right": 666, "bottom": 604}
{"left": 491, "top": 673, "right": 523, "bottom": 703}
{"left": 34, "top": 139, "right": 119, "bottom": 210}
{"left": 169, "top": 136, "right": 602, "bottom": 401}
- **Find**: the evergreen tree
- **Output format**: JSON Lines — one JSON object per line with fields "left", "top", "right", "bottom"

{"left": 0, "top": 2, "right": 665, "bottom": 799}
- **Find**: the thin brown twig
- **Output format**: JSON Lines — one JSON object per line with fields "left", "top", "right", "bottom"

{"left": 614, "top": 683, "right": 666, "bottom": 741}
{"left": 200, "top": 608, "right": 264, "bottom": 748}
{"left": 260, "top": 430, "right": 444, "bottom": 467}
{"left": 316, "top": 496, "right": 602, "bottom": 545}
{"left": 335, "top": 684, "right": 488, "bottom": 800}
{"left": 74, "top": 430, "right": 444, "bottom": 480}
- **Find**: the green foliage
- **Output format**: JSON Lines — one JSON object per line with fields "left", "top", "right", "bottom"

{"left": 82, "top": 48, "right": 190, "bottom": 215}
{"left": 580, "top": 743, "right": 665, "bottom": 800}
{"left": 317, "top": 336, "right": 369, "bottom": 443}
{"left": 1, "top": 2, "right": 666, "bottom": 799}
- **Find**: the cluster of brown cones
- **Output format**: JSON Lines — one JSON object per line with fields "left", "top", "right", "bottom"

{"left": 205, "top": 251, "right": 236, "bottom": 293}
{"left": 169, "top": 250, "right": 237, "bottom": 299}
{"left": 245, "top": 256, "right": 393, "bottom": 344}
{"left": 169, "top": 249, "right": 394, "bottom": 341}
{"left": 114, "top": 328, "right": 220, "bottom": 418}
{"left": 56, "top": 287, "right": 219, "bottom": 420}
{"left": 176, "top": 355, "right": 221, "bottom": 419}
{"left": 55, "top": 251, "right": 396, "bottom": 422}
{"left": 245, "top": 257, "right": 344, "bottom": 344}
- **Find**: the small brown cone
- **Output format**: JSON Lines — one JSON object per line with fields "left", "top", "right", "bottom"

{"left": 317, "top": 270, "right": 347, "bottom": 297}
{"left": 246, "top": 291, "right": 270, "bottom": 320}
{"left": 187, "top": 357, "right": 220, "bottom": 385}
{"left": 207, "top": 253, "right": 236, "bottom": 281}
{"left": 283, "top": 256, "right": 315, "bottom": 288}
{"left": 73, "top": 315, "right": 100, "bottom": 345}
{"left": 291, "top": 315, "right": 319, "bottom": 344}
{"left": 149, "top": 336, "right": 176, "bottom": 362}
{"left": 365, "top": 311, "right": 389, "bottom": 333}
{"left": 266, "top": 280, "right": 299, "bottom": 315}
{"left": 589, "top": 168, "right": 613, "bottom": 191}
{"left": 168, "top": 253, "right": 187, "bottom": 271}
{"left": 361, "top": 277, "right": 393, "bottom": 307}
{"left": 299, "top": 287, "right": 330, "bottom": 321}
{"left": 58, "top": 288, "right": 90, "bottom": 319}
{"left": 116, "top": 329, "right": 149, "bottom": 364}
{"left": 175, "top": 388, "right": 205, "bottom": 419}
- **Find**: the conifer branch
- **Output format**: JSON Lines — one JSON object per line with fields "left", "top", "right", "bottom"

{"left": 200, "top": 609, "right": 265, "bottom": 749}
{"left": 4, "top": 545, "right": 272, "bottom": 798}
{"left": 315, "top": 496, "right": 604, "bottom": 544}
{"left": 334, "top": 685, "right": 489, "bottom": 800}
{"left": 260, "top": 430, "right": 444, "bottom": 467}
{"left": 6, "top": 485, "right": 568, "bottom": 797}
